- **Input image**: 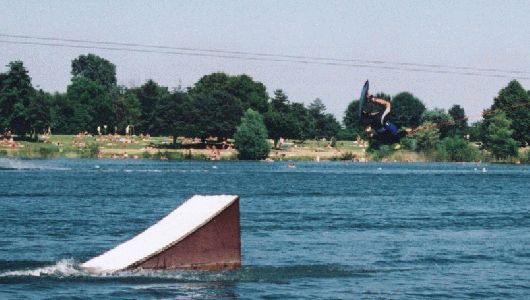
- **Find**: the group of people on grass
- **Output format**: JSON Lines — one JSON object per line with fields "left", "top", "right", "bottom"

{"left": 0, "top": 130, "right": 17, "bottom": 148}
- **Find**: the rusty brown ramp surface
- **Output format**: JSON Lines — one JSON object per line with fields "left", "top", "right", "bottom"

{"left": 81, "top": 195, "right": 240, "bottom": 273}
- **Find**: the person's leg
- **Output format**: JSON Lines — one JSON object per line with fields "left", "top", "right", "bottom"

{"left": 369, "top": 96, "right": 391, "bottom": 126}
{"left": 380, "top": 106, "right": 391, "bottom": 126}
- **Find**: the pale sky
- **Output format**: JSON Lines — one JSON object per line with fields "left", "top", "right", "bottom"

{"left": 1, "top": 0, "right": 529, "bottom": 122}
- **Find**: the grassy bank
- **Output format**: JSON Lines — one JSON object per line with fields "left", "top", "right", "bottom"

{"left": 1, "top": 135, "right": 368, "bottom": 161}
{"left": 1, "top": 134, "right": 527, "bottom": 163}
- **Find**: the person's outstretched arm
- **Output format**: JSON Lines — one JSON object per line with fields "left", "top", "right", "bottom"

{"left": 369, "top": 95, "right": 391, "bottom": 109}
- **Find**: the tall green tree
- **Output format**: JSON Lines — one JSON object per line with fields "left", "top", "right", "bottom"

{"left": 448, "top": 104, "right": 468, "bottom": 137}
{"left": 49, "top": 92, "right": 75, "bottom": 133}
{"left": 308, "top": 98, "right": 340, "bottom": 139}
{"left": 343, "top": 100, "right": 369, "bottom": 139}
{"left": 264, "top": 90, "right": 297, "bottom": 146}
{"left": 67, "top": 54, "right": 119, "bottom": 133}
{"left": 234, "top": 109, "right": 270, "bottom": 160}
{"left": 480, "top": 111, "right": 518, "bottom": 159}
{"left": 227, "top": 74, "right": 268, "bottom": 113}
{"left": 26, "top": 90, "right": 52, "bottom": 139}
{"left": 490, "top": 80, "right": 529, "bottom": 145}
{"left": 113, "top": 88, "right": 141, "bottom": 133}
{"left": 467, "top": 121, "right": 482, "bottom": 142}
{"left": 264, "top": 111, "right": 294, "bottom": 147}
{"left": 308, "top": 98, "right": 326, "bottom": 115}
{"left": 289, "top": 102, "right": 314, "bottom": 141}
{"left": 316, "top": 114, "right": 341, "bottom": 140}
{"left": 192, "top": 90, "right": 243, "bottom": 140}
{"left": 270, "top": 89, "right": 290, "bottom": 113}
{"left": 66, "top": 77, "right": 112, "bottom": 133}
{"left": 151, "top": 91, "right": 197, "bottom": 143}
{"left": 343, "top": 100, "right": 360, "bottom": 129}
{"left": 391, "top": 92, "right": 426, "bottom": 128}
{"left": 189, "top": 72, "right": 268, "bottom": 113}
{"left": 188, "top": 72, "right": 230, "bottom": 97}
{"left": 71, "top": 54, "right": 117, "bottom": 91}
{"left": 0, "top": 61, "right": 35, "bottom": 135}
{"left": 133, "top": 80, "right": 170, "bottom": 134}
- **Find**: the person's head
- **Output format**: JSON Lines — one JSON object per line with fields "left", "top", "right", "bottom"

{"left": 364, "top": 125, "right": 374, "bottom": 138}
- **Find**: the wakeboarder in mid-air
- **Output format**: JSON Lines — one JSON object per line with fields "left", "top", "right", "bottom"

{"left": 358, "top": 80, "right": 410, "bottom": 145}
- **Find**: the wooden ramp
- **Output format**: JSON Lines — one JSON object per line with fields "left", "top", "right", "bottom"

{"left": 81, "top": 195, "right": 241, "bottom": 273}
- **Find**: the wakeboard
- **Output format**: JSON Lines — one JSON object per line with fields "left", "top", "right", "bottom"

{"left": 358, "top": 80, "right": 369, "bottom": 121}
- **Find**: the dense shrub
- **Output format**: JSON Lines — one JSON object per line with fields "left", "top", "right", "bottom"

{"left": 370, "top": 145, "right": 393, "bottom": 161}
{"left": 234, "top": 109, "right": 270, "bottom": 160}
{"left": 435, "top": 137, "right": 481, "bottom": 162}
{"left": 400, "top": 137, "right": 417, "bottom": 151}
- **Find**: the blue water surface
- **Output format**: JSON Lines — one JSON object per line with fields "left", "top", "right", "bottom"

{"left": 0, "top": 158, "right": 528, "bottom": 299}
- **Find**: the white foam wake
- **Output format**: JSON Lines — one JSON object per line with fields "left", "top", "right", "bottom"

{"left": 0, "top": 259, "right": 85, "bottom": 277}
{"left": 0, "top": 259, "right": 196, "bottom": 279}
{"left": 0, "top": 158, "right": 38, "bottom": 170}
{"left": 0, "top": 158, "right": 71, "bottom": 171}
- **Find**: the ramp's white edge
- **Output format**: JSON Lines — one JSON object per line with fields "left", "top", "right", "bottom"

{"left": 81, "top": 195, "right": 238, "bottom": 273}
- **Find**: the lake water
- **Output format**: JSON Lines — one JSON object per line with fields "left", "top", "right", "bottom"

{"left": 0, "top": 158, "right": 528, "bottom": 299}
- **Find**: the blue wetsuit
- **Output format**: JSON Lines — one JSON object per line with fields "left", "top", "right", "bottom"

{"left": 363, "top": 107, "right": 403, "bottom": 144}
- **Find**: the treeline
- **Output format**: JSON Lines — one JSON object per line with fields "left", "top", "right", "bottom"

{"left": 1, "top": 53, "right": 528, "bottom": 161}
{"left": 0, "top": 54, "right": 340, "bottom": 147}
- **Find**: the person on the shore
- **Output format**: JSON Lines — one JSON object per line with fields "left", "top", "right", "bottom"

{"left": 362, "top": 95, "right": 409, "bottom": 144}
